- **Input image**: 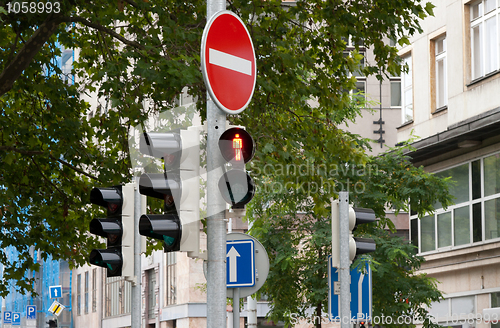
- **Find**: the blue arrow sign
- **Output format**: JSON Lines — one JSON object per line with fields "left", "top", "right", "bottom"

{"left": 12, "top": 312, "right": 21, "bottom": 326}
{"left": 27, "top": 305, "right": 37, "bottom": 320}
{"left": 3, "top": 311, "right": 12, "bottom": 324}
{"left": 328, "top": 256, "right": 372, "bottom": 322}
{"left": 50, "top": 285, "right": 62, "bottom": 299}
{"left": 226, "top": 239, "right": 255, "bottom": 288}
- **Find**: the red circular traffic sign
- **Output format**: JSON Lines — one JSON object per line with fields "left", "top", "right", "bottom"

{"left": 201, "top": 11, "right": 257, "bottom": 114}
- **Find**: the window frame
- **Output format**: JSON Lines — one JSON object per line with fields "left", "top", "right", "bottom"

{"left": 469, "top": 0, "right": 500, "bottom": 81}
{"left": 410, "top": 151, "right": 500, "bottom": 255}
{"left": 401, "top": 53, "right": 413, "bottom": 124}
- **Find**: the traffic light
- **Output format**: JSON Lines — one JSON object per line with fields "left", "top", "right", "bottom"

{"left": 47, "top": 319, "right": 58, "bottom": 328}
{"left": 348, "top": 206, "right": 377, "bottom": 261}
{"left": 360, "top": 320, "right": 366, "bottom": 328}
{"left": 218, "top": 127, "right": 255, "bottom": 208}
{"left": 88, "top": 183, "right": 135, "bottom": 278}
{"left": 138, "top": 127, "right": 202, "bottom": 258}
{"left": 332, "top": 202, "right": 376, "bottom": 267}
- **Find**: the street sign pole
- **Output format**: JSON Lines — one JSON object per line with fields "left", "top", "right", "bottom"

{"left": 339, "top": 191, "right": 351, "bottom": 327}
{"left": 206, "top": 3, "right": 227, "bottom": 328}
{"left": 233, "top": 287, "right": 240, "bottom": 328}
{"left": 132, "top": 178, "right": 141, "bottom": 328}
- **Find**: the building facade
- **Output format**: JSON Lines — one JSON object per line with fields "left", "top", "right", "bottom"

{"left": 400, "top": 0, "right": 500, "bottom": 327}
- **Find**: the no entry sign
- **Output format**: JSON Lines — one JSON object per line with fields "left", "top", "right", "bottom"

{"left": 201, "top": 11, "right": 257, "bottom": 114}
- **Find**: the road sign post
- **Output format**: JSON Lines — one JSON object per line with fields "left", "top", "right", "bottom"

{"left": 203, "top": 6, "right": 257, "bottom": 328}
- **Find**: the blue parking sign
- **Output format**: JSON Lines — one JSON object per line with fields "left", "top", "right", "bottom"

{"left": 12, "top": 312, "right": 21, "bottom": 326}
{"left": 27, "top": 305, "right": 37, "bottom": 320}
{"left": 3, "top": 311, "right": 12, "bottom": 324}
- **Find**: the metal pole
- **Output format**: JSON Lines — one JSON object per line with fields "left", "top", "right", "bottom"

{"left": 339, "top": 191, "right": 351, "bottom": 328}
{"left": 233, "top": 288, "right": 240, "bottom": 328}
{"left": 206, "top": 96, "right": 228, "bottom": 328}
{"left": 131, "top": 178, "right": 142, "bottom": 328}
{"left": 206, "top": 0, "right": 227, "bottom": 318}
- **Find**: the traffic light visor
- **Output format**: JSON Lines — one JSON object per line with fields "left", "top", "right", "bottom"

{"left": 139, "top": 214, "right": 181, "bottom": 251}
{"left": 90, "top": 187, "right": 122, "bottom": 213}
{"left": 89, "top": 249, "right": 122, "bottom": 276}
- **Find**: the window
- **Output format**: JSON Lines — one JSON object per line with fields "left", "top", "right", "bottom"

{"left": 470, "top": 0, "right": 500, "bottom": 80}
{"left": 84, "top": 271, "right": 89, "bottom": 314}
{"left": 343, "top": 36, "right": 366, "bottom": 104}
{"left": 105, "top": 276, "right": 132, "bottom": 317}
{"left": 432, "top": 36, "right": 447, "bottom": 110}
{"left": 411, "top": 152, "right": 500, "bottom": 253}
{"left": 401, "top": 54, "right": 413, "bottom": 124}
{"left": 92, "top": 269, "right": 97, "bottom": 313}
{"left": 77, "top": 274, "right": 81, "bottom": 315}
{"left": 429, "top": 296, "right": 476, "bottom": 323}
{"left": 147, "top": 269, "right": 156, "bottom": 319}
{"left": 165, "top": 252, "right": 177, "bottom": 306}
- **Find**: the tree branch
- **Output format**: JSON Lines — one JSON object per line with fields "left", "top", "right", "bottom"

{"left": 0, "top": 146, "right": 99, "bottom": 181}
{"left": 0, "top": 13, "right": 66, "bottom": 97}
{"left": 65, "top": 16, "right": 146, "bottom": 51}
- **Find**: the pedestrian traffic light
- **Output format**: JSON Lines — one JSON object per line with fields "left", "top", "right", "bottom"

{"left": 218, "top": 127, "right": 255, "bottom": 208}
{"left": 332, "top": 201, "right": 376, "bottom": 267}
{"left": 348, "top": 206, "right": 377, "bottom": 261}
{"left": 138, "top": 127, "right": 202, "bottom": 258}
{"left": 88, "top": 183, "right": 135, "bottom": 278}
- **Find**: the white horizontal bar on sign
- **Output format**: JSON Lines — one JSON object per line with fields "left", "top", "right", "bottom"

{"left": 209, "top": 48, "right": 252, "bottom": 76}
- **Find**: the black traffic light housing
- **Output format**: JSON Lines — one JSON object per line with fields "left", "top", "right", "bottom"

{"left": 88, "top": 184, "right": 135, "bottom": 278}
{"left": 47, "top": 319, "right": 58, "bottom": 328}
{"left": 89, "top": 186, "right": 123, "bottom": 277}
{"left": 138, "top": 128, "right": 202, "bottom": 258}
{"left": 218, "top": 127, "right": 255, "bottom": 208}
{"left": 348, "top": 207, "right": 377, "bottom": 261}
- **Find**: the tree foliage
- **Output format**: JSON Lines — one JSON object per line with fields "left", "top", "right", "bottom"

{"left": 249, "top": 143, "right": 452, "bottom": 327}
{"left": 0, "top": 2, "right": 448, "bottom": 324}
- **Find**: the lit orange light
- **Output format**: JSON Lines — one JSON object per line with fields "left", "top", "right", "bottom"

{"left": 233, "top": 134, "right": 243, "bottom": 161}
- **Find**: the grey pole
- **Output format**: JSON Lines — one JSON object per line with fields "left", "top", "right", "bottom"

{"left": 339, "top": 191, "right": 351, "bottom": 328}
{"left": 206, "top": 93, "right": 228, "bottom": 328}
{"left": 131, "top": 179, "right": 142, "bottom": 328}
{"left": 233, "top": 288, "right": 240, "bottom": 328}
{"left": 206, "top": 0, "right": 227, "bottom": 323}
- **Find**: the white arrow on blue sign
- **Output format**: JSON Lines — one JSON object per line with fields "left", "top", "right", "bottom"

{"left": 27, "top": 305, "right": 37, "bottom": 320}
{"left": 50, "top": 285, "right": 62, "bottom": 299}
{"left": 226, "top": 239, "right": 255, "bottom": 288}
{"left": 12, "top": 312, "right": 21, "bottom": 326}
{"left": 3, "top": 311, "right": 12, "bottom": 324}
{"left": 328, "top": 256, "right": 372, "bottom": 322}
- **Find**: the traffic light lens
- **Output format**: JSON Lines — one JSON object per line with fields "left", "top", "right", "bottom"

{"left": 219, "top": 127, "right": 255, "bottom": 164}
{"left": 108, "top": 203, "right": 119, "bottom": 213}
{"left": 233, "top": 134, "right": 243, "bottom": 162}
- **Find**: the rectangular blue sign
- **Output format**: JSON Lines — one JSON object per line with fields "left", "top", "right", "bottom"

{"left": 3, "top": 311, "right": 12, "bottom": 324}
{"left": 226, "top": 239, "right": 255, "bottom": 288}
{"left": 49, "top": 285, "right": 62, "bottom": 299}
{"left": 12, "top": 312, "right": 21, "bottom": 326}
{"left": 328, "top": 256, "right": 372, "bottom": 322}
{"left": 27, "top": 305, "right": 37, "bottom": 320}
